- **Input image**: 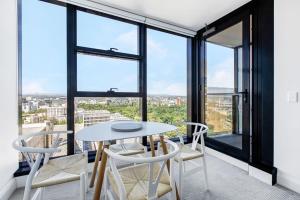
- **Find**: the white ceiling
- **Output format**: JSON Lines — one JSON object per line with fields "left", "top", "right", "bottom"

{"left": 92, "top": 0, "right": 251, "bottom": 31}
{"left": 207, "top": 22, "right": 243, "bottom": 48}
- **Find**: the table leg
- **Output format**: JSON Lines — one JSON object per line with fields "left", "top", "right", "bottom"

{"left": 89, "top": 141, "right": 103, "bottom": 188}
{"left": 159, "top": 135, "right": 180, "bottom": 200}
{"left": 93, "top": 144, "right": 109, "bottom": 200}
{"left": 149, "top": 135, "right": 156, "bottom": 157}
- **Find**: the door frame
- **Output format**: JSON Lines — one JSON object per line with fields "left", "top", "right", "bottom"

{"left": 197, "top": 4, "right": 252, "bottom": 162}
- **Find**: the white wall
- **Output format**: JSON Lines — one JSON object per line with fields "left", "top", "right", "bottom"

{"left": 274, "top": 0, "right": 300, "bottom": 194}
{"left": 0, "top": 0, "right": 19, "bottom": 195}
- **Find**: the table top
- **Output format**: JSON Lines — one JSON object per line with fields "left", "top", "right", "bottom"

{"left": 75, "top": 121, "right": 177, "bottom": 142}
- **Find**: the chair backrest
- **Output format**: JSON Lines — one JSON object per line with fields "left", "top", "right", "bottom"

{"left": 186, "top": 122, "right": 208, "bottom": 151}
{"left": 13, "top": 130, "right": 80, "bottom": 197}
{"left": 12, "top": 130, "right": 73, "bottom": 167}
{"left": 104, "top": 139, "right": 179, "bottom": 199}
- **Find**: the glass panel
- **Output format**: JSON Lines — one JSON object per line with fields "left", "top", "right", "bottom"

{"left": 74, "top": 97, "right": 141, "bottom": 152}
{"left": 21, "top": 0, "right": 67, "bottom": 160}
{"left": 237, "top": 47, "right": 243, "bottom": 134}
{"left": 205, "top": 21, "right": 243, "bottom": 149}
{"left": 206, "top": 43, "right": 234, "bottom": 135}
{"left": 147, "top": 29, "right": 187, "bottom": 139}
{"left": 77, "top": 11, "right": 138, "bottom": 54}
{"left": 77, "top": 54, "right": 138, "bottom": 92}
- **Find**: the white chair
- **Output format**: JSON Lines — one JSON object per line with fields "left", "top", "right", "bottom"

{"left": 109, "top": 120, "right": 147, "bottom": 156}
{"left": 109, "top": 137, "right": 147, "bottom": 156}
{"left": 157, "top": 122, "right": 209, "bottom": 199}
{"left": 12, "top": 131, "right": 88, "bottom": 200}
{"left": 104, "top": 139, "right": 179, "bottom": 200}
{"left": 90, "top": 121, "right": 147, "bottom": 188}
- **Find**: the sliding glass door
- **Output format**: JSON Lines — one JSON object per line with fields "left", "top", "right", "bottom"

{"left": 202, "top": 14, "right": 251, "bottom": 161}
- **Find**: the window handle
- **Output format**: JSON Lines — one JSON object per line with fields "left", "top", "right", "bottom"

{"left": 107, "top": 88, "right": 118, "bottom": 93}
{"left": 109, "top": 48, "right": 118, "bottom": 52}
{"left": 232, "top": 89, "right": 248, "bottom": 103}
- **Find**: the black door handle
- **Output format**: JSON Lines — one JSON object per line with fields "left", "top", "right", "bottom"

{"left": 232, "top": 89, "right": 248, "bottom": 103}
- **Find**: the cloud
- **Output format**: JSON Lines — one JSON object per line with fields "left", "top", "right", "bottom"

{"left": 114, "top": 30, "right": 138, "bottom": 52}
{"left": 147, "top": 37, "right": 167, "bottom": 58}
{"left": 207, "top": 58, "right": 234, "bottom": 88}
{"left": 22, "top": 80, "right": 46, "bottom": 95}
{"left": 165, "top": 83, "right": 186, "bottom": 96}
{"left": 148, "top": 80, "right": 186, "bottom": 96}
{"left": 114, "top": 30, "right": 167, "bottom": 59}
{"left": 122, "top": 74, "right": 137, "bottom": 84}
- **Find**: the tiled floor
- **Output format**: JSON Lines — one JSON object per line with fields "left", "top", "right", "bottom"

{"left": 9, "top": 154, "right": 300, "bottom": 200}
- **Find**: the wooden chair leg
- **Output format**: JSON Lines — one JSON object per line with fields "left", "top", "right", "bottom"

{"left": 93, "top": 144, "right": 109, "bottom": 200}
{"left": 90, "top": 142, "right": 103, "bottom": 188}
{"left": 159, "top": 135, "right": 180, "bottom": 200}
{"left": 149, "top": 136, "right": 156, "bottom": 157}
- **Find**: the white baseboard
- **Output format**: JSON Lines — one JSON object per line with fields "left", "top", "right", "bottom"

{"left": 206, "top": 147, "right": 249, "bottom": 171}
{"left": 277, "top": 170, "right": 300, "bottom": 194}
{"left": 206, "top": 147, "right": 274, "bottom": 185}
{"left": 0, "top": 178, "right": 17, "bottom": 200}
{"left": 249, "top": 165, "right": 273, "bottom": 185}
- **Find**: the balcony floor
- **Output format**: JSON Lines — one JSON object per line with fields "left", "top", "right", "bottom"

{"left": 10, "top": 153, "right": 300, "bottom": 200}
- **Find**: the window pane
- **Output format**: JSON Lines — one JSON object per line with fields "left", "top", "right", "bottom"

{"left": 205, "top": 22, "right": 243, "bottom": 141}
{"left": 74, "top": 97, "right": 141, "bottom": 152}
{"left": 205, "top": 20, "right": 244, "bottom": 150}
{"left": 21, "top": 0, "right": 67, "bottom": 160}
{"left": 205, "top": 42, "right": 234, "bottom": 136}
{"left": 77, "top": 11, "right": 138, "bottom": 54}
{"left": 147, "top": 29, "right": 187, "bottom": 139}
{"left": 77, "top": 54, "right": 138, "bottom": 92}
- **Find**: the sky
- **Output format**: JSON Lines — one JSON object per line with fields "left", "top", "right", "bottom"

{"left": 22, "top": 0, "right": 234, "bottom": 96}
{"left": 207, "top": 43, "right": 234, "bottom": 89}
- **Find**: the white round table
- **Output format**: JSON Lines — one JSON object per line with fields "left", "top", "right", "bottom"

{"left": 76, "top": 121, "right": 178, "bottom": 200}
{"left": 76, "top": 121, "right": 177, "bottom": 142}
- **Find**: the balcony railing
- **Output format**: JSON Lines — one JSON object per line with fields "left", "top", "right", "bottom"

{"left": 206, "top": 93, "right": 241, "bottom": 136}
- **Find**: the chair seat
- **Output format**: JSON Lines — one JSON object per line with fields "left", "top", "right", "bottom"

{"left": 107, "top": 163, "right": 172, "bottom": 200}
{"left": 175, "top": 144, "right": 204, "bottom": 162}
{"left": 109, "top": 143, "right": 145, "bottom": 156}
{"left": 32, "top": 153, "right": 87, "bottom": 188}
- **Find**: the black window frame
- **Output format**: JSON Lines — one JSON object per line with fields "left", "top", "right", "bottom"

{"left": 197, "top": 4, "right": 252, "bottom": 163}
{"left": 67, "top": 5, "right": 144, "bottom": 156}
{"left": 16, "top": 0, "right": 276, "bottom": 181}
{"left": 16, "top": 0, "right": 193, "bottom": 176}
